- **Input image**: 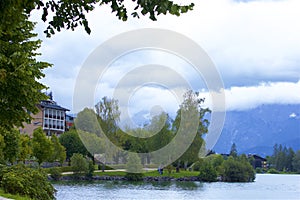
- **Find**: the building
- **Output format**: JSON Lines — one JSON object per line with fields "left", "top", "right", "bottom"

{"left": 248, "top": 154, "right": 267, "bottom": 169}
{"left": 20, "top": 99, "right": 69, "bottom": 137}
{"left": 66, "top": 114, "right": 76, "bottom": 130}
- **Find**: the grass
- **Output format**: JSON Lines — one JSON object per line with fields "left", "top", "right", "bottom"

{"left": 0, "top": 188, "right": 31, "bottom": 200}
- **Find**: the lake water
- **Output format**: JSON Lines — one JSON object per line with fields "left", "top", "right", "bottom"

{"left": 54, "top": 174, "right": 300, "bottom": 199}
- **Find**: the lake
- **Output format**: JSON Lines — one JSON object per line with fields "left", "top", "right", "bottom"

{"left": 54, "top": 174, "right": 300, "bottom": 199}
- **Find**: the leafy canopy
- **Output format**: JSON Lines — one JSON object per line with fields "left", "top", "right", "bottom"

{"left": 1, "top": 0, "right": 194, "bottom": 37}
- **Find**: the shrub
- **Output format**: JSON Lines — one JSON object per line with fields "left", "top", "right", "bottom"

{"left": 49, "top": 167, "right": 62, "bottom": 181}
{"left": 267, "top": 168, "right": 280, "bottom": 174}
{"left": 71, "top": 153, "right": 88, "bottom": 176}
{"left": 1, "top": 165, "right": 55, "bottom": 200}
{"left": 221, "top": 157, "right": 255, "bottom": 182}
{"left": 198, "top": 161, "right": 217, "bottom": 182}
{"left": 125, "top": 173, "right": 144, "bottom": 181}
{"left": 86, "top": 160, "right": 94, "bottom": 178}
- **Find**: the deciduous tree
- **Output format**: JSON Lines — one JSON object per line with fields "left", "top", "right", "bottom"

{"left": 32, "top": 128, "right": 54, "bottom": 165}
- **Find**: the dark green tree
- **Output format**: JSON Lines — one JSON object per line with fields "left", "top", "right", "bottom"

{"left": 0, "top": 134, "right": 5, "bottom": 163}
{"left": 229, "top": 143, "right": 238, "bottom": 157}
{"left": 0, "top": 6, "right": 50, "bottom": 130}
{"left": 59, "top": 129, "right": 89, "bottom": 161}
{"left": 292, "top": 150, "right": 300, "bottom": 173}
{"left": 198, "top": 159, "right": 217, "bottom": 182}
{"left": 221, "top": 156, "right": 255, "bottom": 182}
{"left": 32, "top": 128, "right": 54, "bottom": 165}
{"left": 2, "top": 128, "right": 20, "bottom": 164}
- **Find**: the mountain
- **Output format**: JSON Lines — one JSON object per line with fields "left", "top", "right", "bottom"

{"left": 213, "top": 104, "right": 300, "bottom": 157}
{"left": 131, "top": 104, "right": 300, "bottom": 157}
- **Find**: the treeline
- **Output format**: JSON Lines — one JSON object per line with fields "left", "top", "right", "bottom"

{"left": 0, "top": 127, "right": 66, "bottom": 166}
{"left": 74, "top": 91, "right": 210, "bottom": 170}
{"left": 267, "top": 144, "right": 300, "bottom": 173}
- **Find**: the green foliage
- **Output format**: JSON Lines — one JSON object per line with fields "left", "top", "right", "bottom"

{"left": 49, "top": 167, "right": 62, "bottom": 181}
{"left": 292, "top": 150, "right": 300, "bottom": 173}
{"left": 269, "top": 144, "right": 296, "bottom": 172}
{"left": 0, "top": 0, "right": 193, "bottom": 37}
{"left": 198, "top": 160, "right": 217, "bottom": 182}
{"left": 1, "top": 165, "right": 55, "bottom": 200}
{"left": 0, "top": 134, "right": 4, "bottom": 163}
{"left": 71, "top": 153, "right": 88, "bottom": 176}
{"left": 221, "top": 156, "right": 255, "bottom": 182}
{"left": 267, "top": 168, "right": 280, "bottom": 174}
{"left": 1, "top": 127, "right": 20, "bottom": 164}
{"left": 32, "top": 128, "right": 53, "bottom": 165}
{"left": 229, "top": 143, "right": 238, "bottom": 157}
{"left": 0, "top": 5, "right": 50, "bottom": 129}
{"left": 86, "top": 160, "right": 95, "bottom": 178}
{"left": 50, "top": 135, "right": 66, "bottom": 165}
{"left": 172, "top": 90, "right": 210, "bottom": 169}
{"left": 75, "top": 108, "right": 100, "bottom": 135}
{"left": 18, "top": 134, "right": 32, "bottom": 163}
{"left": 126, "top": 154, "right": 143, "bottom": 173}
{"left": 59, "top": 129, "right": 89, "bottom": 160}
{"left": 125, "top": 173, "right": 144, "bottom": 181}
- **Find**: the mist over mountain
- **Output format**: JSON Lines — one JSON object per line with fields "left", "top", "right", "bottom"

{"left": 213, "top": 104, "right": 300, "bottom": 156}
{"left": 130, "top": 104, "right": 300, "bottom": 157}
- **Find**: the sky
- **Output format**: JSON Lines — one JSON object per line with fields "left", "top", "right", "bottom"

{"left": 32, "top": 0, "right": 300, "bottom": 123}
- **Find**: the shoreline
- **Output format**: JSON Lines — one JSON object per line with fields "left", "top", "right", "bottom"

{"left": 49, "top": 175, "right": 212, "bottom": 182}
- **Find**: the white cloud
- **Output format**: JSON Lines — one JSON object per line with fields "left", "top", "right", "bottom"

{"left": 200, "top": 80, "right": 300, "bottom": 111}
{"left": 32, "top": 0, "right": 300, "bottom": 113}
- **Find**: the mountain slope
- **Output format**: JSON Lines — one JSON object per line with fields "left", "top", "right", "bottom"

{"left": 213, "top": 104, "right": 300, "bottom": 156}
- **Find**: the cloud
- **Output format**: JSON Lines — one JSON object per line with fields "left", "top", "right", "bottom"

{"left": 200, "top": 80, "right": 300, "bottom": 111}
{"left": 31, "top": 0, "right": 300, "bottom": 113}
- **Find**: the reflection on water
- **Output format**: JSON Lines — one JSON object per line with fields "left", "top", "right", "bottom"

{"left": 54, "top": 174, "right": 300, "bottom": 200}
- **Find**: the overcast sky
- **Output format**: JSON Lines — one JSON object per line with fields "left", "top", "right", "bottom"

{"left": 33, "top": 0, "right": 300, "bottom": 122}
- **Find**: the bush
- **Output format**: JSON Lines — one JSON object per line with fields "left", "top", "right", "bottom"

{"left": 198, "top": 161, "right": 217, "bottom": 182}
{"left": 86, "top": 160, "right": 94, "bottom": 178}
{"left": 267, "top": 168, "right": 280, "bottom": 174}
{"left": 125, "top": 173, "right": 144, "bottom": 181}
{"left": 1, "top": 165, "right": 55, "bottom": 200}
{"left": 71, "top": 153, "right": 88, "bottom": 176}
{"left": 49, "top": 167, "right": 62, "bottom": 181}
{"left": 221, "top": 157, "right": 255, "bottom": 182}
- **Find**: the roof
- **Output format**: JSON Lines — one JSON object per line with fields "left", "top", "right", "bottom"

{"left": 39, "top": 100, "right": 70, "bottom": 111}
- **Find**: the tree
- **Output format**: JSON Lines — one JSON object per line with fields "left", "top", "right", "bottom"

{"left": 71, "top": 153, "right": 89, "bottom": 176}
{"left": 292, "top": 150, "right": 300, "bottom": 173}
{"left": 0, "top": 6, "right": 50, "bottom": 130}
{"left": 0, "top": 1, "right": 194, "bottom": 37}
{"left": 221, "top": 156, "right": 255, "bottom": 182}
{"left": 51, "top": 135, "right": 66, "bottom": 165}
{"left": 1, "top": 128, "right": 20, "bottom": 164}
{"left": 172, "top": 90, "right": 210, "bottom": 170}
{"left": 229, "top": 143, "right": 238, "bottom": 158}
{"left": 126, "top": 153, "right": 143, "bottom": 173}
{"left": 198, "top": 159, "right": 217, "bottom": 182}
{"left": 0, "top": 0, "right": 193, "bottom": 133}
{"left": 75, "top": 108, "right": 100, "bottom": 135}
{"left": 32, "top": 128, "right": 54, "bottom": 165}
{"left": 59, "top": 129, "right": 89, "bottom": 161}
{"left": 0, "top": 134, "right": 5, "bottom": 163}
{"left": 95, "top": 96, "right": 120, "bottom": 135}
{"left": 95, "top": 97, "right": 121, "bottom": 170}
{"left": 18, "top": 134, "right": 32, "bottom": 164}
